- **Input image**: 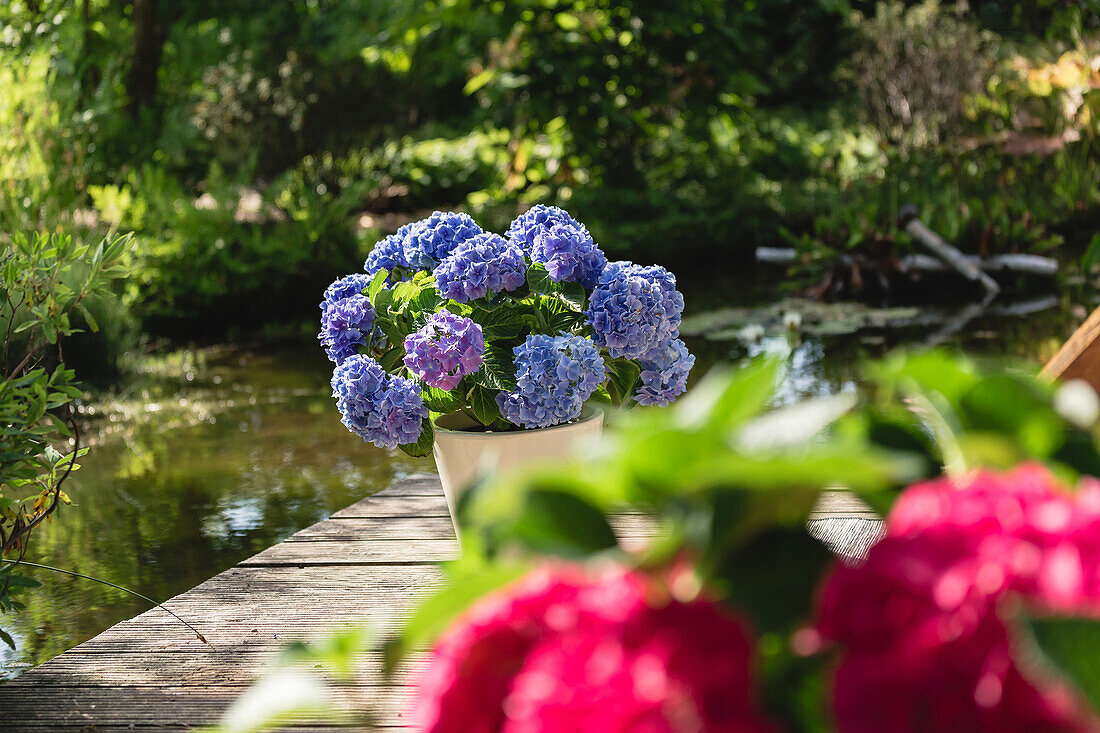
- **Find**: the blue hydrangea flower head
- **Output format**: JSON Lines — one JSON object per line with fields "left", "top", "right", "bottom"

{"left": 364, "top": 223, "right": 416, "bottom": 280}
{"left": 496, "top": 333, "right": 605, "bottom": 429}
{"left": 530, "top": 223, "right": 607, "bottom": 288}
{"left": 506, "top": 205, "right": 589, "bottom": 254}
{"left": 634, "top": 338, "right": 695, "bottom": 407}
{"left": 434, "top": 232, "right": 526, "bottom": 303}
{"left": 403, "top": 310, "right": 485, "bottom": 391}
{"left": 320, "top": 273, "right": 372, "bottom": 313}
{"left": 330, "top": 354, "right": 428, "bottom": 449}
{"left": 402, "top": 211, "right": 483, "bottom": 271}
{"left": 318, "top": 294, "right": 375, "bottom": 365}
{"left": 586, "top": 260, "right": 685, "bottom": 359}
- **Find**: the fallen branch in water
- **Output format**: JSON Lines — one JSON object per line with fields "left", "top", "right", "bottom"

{"left": 898, "top": 252, "right": 1058, "bottom": 276}
{"left": 898, "top": 205, "right": 1001, "bottom": 296}
{"left": 755, "top": 248, "right": 1058, "bottom": 277}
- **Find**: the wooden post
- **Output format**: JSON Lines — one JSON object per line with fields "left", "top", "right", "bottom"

{"left": 1043, "top": 306, "right": 1100, "bottom": 392}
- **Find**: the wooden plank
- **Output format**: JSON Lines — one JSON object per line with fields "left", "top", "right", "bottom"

{"left": 20, "top": 721, "right": 400, "bottom": 726}
{"left": 0, "top": 684, "right": 409, "bottom": 728}
{"left": 1043, "top": 305, "right": 1100, "bottom": 391}
{"left": 4, "top": 727, "right": 400, "bottom": 732}
{"left": 290, "top": 514, "right": 659, "bottom": 542}
{"left": 808, "top": 489, "right": 879, "bottom": 519}
{"left": 2, "top": 650, "right": 427, "bottom": 687}
{"left": 808, "top": 517, "right": 884, "bottom": 561}
{"left": 67, "top": 567, "right": 443, "bottom": 652}
{"left": 60, "top": 721, "right": 400, "bottom": 726}
{"left": 241, "top": 538, "right": 460, "bottom": 566}
{"left": 290, "top": 516, "right": 457, "bottom": 540}
{"left": 173, "top": 565, "right": 444, "bottom": 603}
{"left": 329, "top": 493, "right": 450, "bottom": 519}
{"left": 372, "top": 473, "right": 450, "bottom": 497}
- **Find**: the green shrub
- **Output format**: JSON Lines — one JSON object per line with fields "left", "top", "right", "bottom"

{"left": 0, "top": 230, "right": 130, "bottom": 646}
{"left": 0, "top": 46, "right": 88, "bottom": 232}
{"left": 90, "top": 164, "right": 361, "bottom": 338}
{"left": 848, "top": 1, "right": 995, "bottom": 150}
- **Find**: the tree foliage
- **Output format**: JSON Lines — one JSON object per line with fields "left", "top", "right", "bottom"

{"left": 0, "top": 1, "right": 1097, "bottom": 336}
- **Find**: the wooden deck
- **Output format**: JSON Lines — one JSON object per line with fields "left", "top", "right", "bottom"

{"left": 0, "top": 474, "right": 881, "bottom": 731}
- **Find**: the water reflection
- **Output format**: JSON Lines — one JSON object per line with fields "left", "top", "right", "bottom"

{"left": 202, "top": 497, "right": 266, "bottom": 538}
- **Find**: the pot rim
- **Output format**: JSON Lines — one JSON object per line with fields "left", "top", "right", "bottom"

{"left": 433, "top": 402, "right": 604, "bottom": 438}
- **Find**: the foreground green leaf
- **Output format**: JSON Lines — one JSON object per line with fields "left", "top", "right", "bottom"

{"left": 1017, "top": 613, "right": 1100, "bottom": 714}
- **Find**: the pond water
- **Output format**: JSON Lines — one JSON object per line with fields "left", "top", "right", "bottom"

{"left": 0, "top": 269, "right": 1088, "bottom": 678}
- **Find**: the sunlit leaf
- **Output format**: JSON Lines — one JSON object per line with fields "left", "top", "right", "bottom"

{"left": 469, "top": 385, "right": 502, "bottom": 426}
{"left": 475, "top": 344, "right": 517, "bottom": 392}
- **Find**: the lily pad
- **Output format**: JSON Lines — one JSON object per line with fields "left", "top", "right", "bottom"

{"left": 682, "top": 299, "right": 921, "bottom": 341}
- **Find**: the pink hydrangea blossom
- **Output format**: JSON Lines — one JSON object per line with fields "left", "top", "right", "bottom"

{"left": 412, "top": 563, "right": 773, "bottom": 733}
{"left": 817, "top": 464, "right": 1100, "bottom": 732}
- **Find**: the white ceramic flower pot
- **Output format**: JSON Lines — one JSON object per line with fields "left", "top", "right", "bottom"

{"left": 432, "top": 404, "right": 603, "bottom": 535}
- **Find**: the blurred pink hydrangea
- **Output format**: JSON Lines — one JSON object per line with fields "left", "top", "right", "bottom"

{"left": 817, "top": 464, "right": 1100, "bottom": 732}
{"left": 412, "top": 563, "right": 773, "bottom": 733}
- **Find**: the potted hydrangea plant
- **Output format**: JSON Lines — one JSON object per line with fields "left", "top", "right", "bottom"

{"left": 319, "top": 206, "right": 694, "bottom": 521}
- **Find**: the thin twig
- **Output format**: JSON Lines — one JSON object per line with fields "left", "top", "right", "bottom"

{"left": 6, "top": 339, "right": 48, "bottom": 382}
{"left": 1, "top": 559, "right": 210, "bottom": 645}
{"left": 2, "top": 289, "right": 25, "bottom": 374}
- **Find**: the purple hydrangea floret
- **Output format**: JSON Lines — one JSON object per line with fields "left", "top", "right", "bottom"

{"left": 434, "top": 232, "right": 526, "bottom": 303}
{"left": 330, "top": 354, "right": 428, "bottom": 449}
{"left": 320, "top": 273, "right": 372, "bottom": 314}
{"left": 586, "top": 261, "right": 684, "bottom": 359}
{"left": 319, "top": 294, "right": 375, "bottom": 365}
{"left": 403, "top": 310, "right": 485, "bottom": 391}
{"left": 402, "top": 211, "right": 483, "bottom": 271}
{"left": 634, "top": 338, "right": 695, "bottom": 407}
{"left": 506, "top": 205, "right": 589, "bottom": 254}
{"left": 364, "top": 223, "right": 417, "bottom": 281}
{"left": 496, "top": 333, "right": 605, "bottom": 429}
{"left": 531, "top": 223, "right": 606, "bottom": 288}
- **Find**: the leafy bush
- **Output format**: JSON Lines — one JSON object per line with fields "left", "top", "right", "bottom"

{"left": 0, "top": 231, "right": 130, "bottom": 647}
{"left": 188, "top": 48, "right": 318, "bottom": 170}
{"left": 0, "top": 46, "right": 90, "bottom": 233}
{"left": 968, "top": 0, "right": 1100, "bottom": 39}
{"left": 88, "top": 163, "right": 361, "bottom": 337}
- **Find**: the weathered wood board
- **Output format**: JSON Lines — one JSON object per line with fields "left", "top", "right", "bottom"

{"left": 0, "top": 474, "right": 881, "bottom": 730}
{"left": 1044, "top": 305, "right": 1100, "bottom": 391}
